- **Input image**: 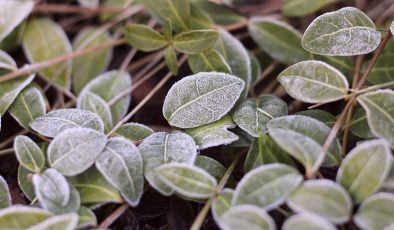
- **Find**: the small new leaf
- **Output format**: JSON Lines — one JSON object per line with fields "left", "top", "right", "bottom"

{"left": 165, "top": 46, "right": 178, "bottom": 75}
{"left": 14, "top": 135, "right": 45, "bottom": 173}
{"left": 123, "top": 24, "right": 168, "bottom": 52}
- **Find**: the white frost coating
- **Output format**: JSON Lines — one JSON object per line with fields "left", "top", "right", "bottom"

{"left": 286, "top": 179, "right": 352, "bottom": 224}
{"left": 138, "top": 131, "right": 198, "bottom": 196}
{"left": 26, "top": 213, "right": 78, "bottom": 230}
{"left": 47, "top": 127, "right": 107, "bottom": 176}
{"left": 219, "top": 204, "right": 276, "bottom": 230}
{"left": 278, "top": 60, "right": 349, "bottom": 103}
{"left": 30, "top": 108, "right": 104, "bottom": 137}
{"left": 282, "top": 213, "right": 337, "bottom": 230}
{"left": 302, "top": 7, "right": 381, "bottom": 56}
{"left": 211, "top": 188, "right": 234, "bottom": 225}
{"left": 232, "top": 163, "right": 303, "bottom": 211}
{"left": 78, "top": 92, "right": 113, "bottom": 132}
{"left": 0, "top": 176, "right": 11, "bottom": 208}
{"left": 0, "top": 0, "right": 34, "bottom": 42}
{"left": 232, "top": 95, "right": 288, "bottom": 137}
{"left": 0, "top": 205, "right": 52, "bottom": 221}
{"left": 163, "top": 72, "right": 245, "bottom": 129}
{"left": 156, "top": 163, "right": 217, "bottom": 199}
{"left": 14, "top": 135, "right": 45, "bottom": 173}
{"left": 0, "top": 50, "right": 17, "bottom": 70}
{"left": 95, "top": 137, "right": 144, "bottom": 207}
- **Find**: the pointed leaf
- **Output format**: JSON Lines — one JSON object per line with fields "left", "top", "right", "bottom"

{"left": 357, "top": 90, "right": 394, "bottom": 148}
{"left": 190, "top": 2, "right": 215, "bottom": 30}
{"left": 78, "top": 92, "right": 113, "bottom": 132}
{"left": 0, "top": 0, "right": 33, "bottom": 42}
{"left": 95, "top": 137, "right": 144, "bottom": 206}
{"left": 123, "top": 24, "right": 167, "bottom": 52}
{"left": 195, "top": 155, "right": 226, "bottom": 182}
{"left": 165, "top": 46, "right": 178, "bottom": 75}
{"left": 113, "top": 122, "right": 154, "bottom": 141}
{"left": 232, "top": 95, "right": 288, "bottom": 137}
{"left": 30, "top": 108, "right": 104, "bottom": 138}
{"left": 282, "top": 0, "right": 338, "bottom": 17}
{"left": 188, "top": 49, "right": 231, "bottom": 74}
{"left": 302, "top": 7, "right": 381, "bottom": 56}
{"left": 282, "top": 213, "right": 337, "bottom": 230}
{"left": 138, "top": 131, "right": 198, "bottom": 195}
{"left": 0, "top": 176, "right": 11, "bottom": 208}
{"left": 163, "top": 72, "right": 244, "bottom": 129}
{"left": 27, "top": 213, "right": 78, "bottom": 230}
{"left": 163, "top": 18, "right": 172, "bottom": 40}
{"left": 219, "top": 205, "right": 276, "bottom": 230}
{"left": 278, "top": 61, "right": 349, "bottom": 103}
{"left": 233, "top": 163, "right": 303, "bottom": 210}
{"left": 336, "top": 139, "right": 392, "bottom": 203}
{"left": 248, "top": 17, "right": 310, "bottom": 64}
{"left": 48, "top": 127, "right": 107, "bottom": 176}
{"left": 173, "top": 30, "right": 218, "bottom": 54}
{"left": 14, "top": 135, "right": 45, "bottom": 173}
{"left": 211, "top": 188, "right": 233, "bottom": 223}
{"left": 77, "top": 206, "right": 97, "bottom": 229}
{"left": 0, "top": 205, "right": 52, "bottom": 228}
{"left": 0, "top": 49, "right": 17, "bottom": 70}
{"left": 186, "top": 115, "right": 238, "bottom": 150}
{"left": 23, "top": 19, "right": 72, "bottom": 89}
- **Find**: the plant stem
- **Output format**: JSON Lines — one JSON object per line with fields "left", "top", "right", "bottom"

{"left": 0, "top": 148, "right": 14, "bottom": 156}
{"left": 34, "top": 3, "right": 129, "bottom": 14}
{"left": 0, "top": 130, "right": 29, "bottom": 149}
{"left": 98, "top": 203, "right": 129, "bottom": 229}
{"left": 355, "top": 81, "right": 394, "bottom": 94}
{"left": 190, "top": 150, "right": 245, "bottom": 230}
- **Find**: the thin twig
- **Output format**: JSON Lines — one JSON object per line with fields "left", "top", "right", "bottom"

{"left": 0, "top": 130, "right": 29, "bottom": 149}
{"left": 34, "top": 3, "right": 134, "bottom": 14}
{"left": 0, "top": 148, "right": 14, "bottom": 156}
{"left": 98, "top": 203, "right": 129, "bottom": 229}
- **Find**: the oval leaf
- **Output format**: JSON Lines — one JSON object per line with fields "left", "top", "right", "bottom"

{"left": 188, "top": 49, "right": 231, "bottom": 74}
{"left": 173, "top": 30, "right": 219, "bottom": 54}
{"left": 14, "top": 135, "right": 45, "bottom": 173}
{"left": 0, "top": 0, "right": 33, "bottom": 42}
{"left": 219, "top": 205, "right": 276, "bottom": 230}
{"left": 113, "top": 122, "right": 154, "bottom": 141}
{"left": 123, "top": 24, "right": 167, "bottom": 52}
{"left": 211, "top": 188, "right": 233, "bottom": 223}
{"left": 195, "top": 156, "right": 226, "bottom": 182}
{"left": 78, "top": 92, "right": 113, "bottom": 132}
{"left": 163, "top": 72, "right": 244, "bottom": 129}
{"left": 336, "top": 139, "right": 392, "bottom": 203}
{"left": 0, "top": 205, "right": 52, "bottom": 229}
{"left": 77, "top": 206, "right": 97, "bottom": 229}
{"left": 0, "top": 176, "right": 11, "bottom": 208}
{"left": 17, "top": 165, "right": 35, "bottom": 201}
{"left": 302, "top": 7, "right": 381, "bottom": 56}
{"left": 27, "top": 213, "right": 78, "bottom": 230}
{"left": 350, "top": 107, "right": 374, "bottom": 139}
{"left": 282, "top": 213, "right": 337, "bottom": 230}
{"left": 278, "top": 61, "right": 349, "bottom": 103}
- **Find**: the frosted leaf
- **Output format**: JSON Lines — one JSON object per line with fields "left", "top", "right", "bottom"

{"left": 78, "top": 70, "right": 131, "bottom": 123}
{"left": 163, "top": 72, "right": 244, "bottom": 129}
{"left": 278, "top": 61, "right": 349, "bottom": 103}
{"left": 282, "top": 0, "right": 339, "bottom": 17}
{"left": 17, "top": 166, "right": 35, "bottom": 201}
{"left": 233, "top": 163, "right": 303, "bottom": 210}
{"left": 302, "top": 7, "right": 381, "bottom": 56}
{"left": 218, "top": 205, "right": 276, "bottom": 230}
{"left": 188, "top": 49, "right": 232, "bottom": 74}
{"left": 186, "top": 115, "right": 238, "bottom": 150}
{"left": 0, "top": 176, "right": 11, "bottom": 208}
{"left": 287, "top": 179, "right": 352, "bottom": 224}
{"left": 195, "top": 155, "right": 226, "bottom": 182}
{"left": 336, "top": 139, "right": 392, "bottom": 203}
{"left": 95, "top": 137, "right": 144, "bottom": 207}
{"left": 0, "top": 0, "right": 34, "bottom": 42}
{"left": 156, "top": 163, "right": 217, "bottom": 199}
{"left": 214, "top": 29, "right": 251, "bottom": 97}
{"left": 211, "top": 188, "right": 233, "bottom": 224}
{"left": 113, "top": 122, "right": 154, "bottom": 141}
{"left": 27, "top": 213, "right": 78, "bottom": 230}
{"left": 282, "top": 213, "right": 337, "bottom": 230}
{"left": 47, "top": 127, "right": 107, "bottom": 176}
{"left": 76, "top": 206, "right": 97, "bottom": 229}
{"left": 296, "top": 109, "right": 336, "bottom": 127}
{"left": 0, "top": 49, "right": 17, "bottom": 70}
{"left": 30, "top": 108, "right": 104, "bottom": 138}
{"left": 232, "top": 95, "right": 288, "bottom": 137}
{"left": 248, "top": 17, "right": 310, "bottom": 64}
{"left": 357, "top": 90, "right": 394, "bottom": 148}
{"left": 14, "top": 135, "right": 45, "bottom": 173}
{"left": 78, "top": 92, "right": 113, "bottom": 132}
{"left": 349, "top": 107, "right": 374, "bottom": 139}
{"left": 138, "top": 131, "right": 198, "bottom": 195}
{"left": 0, "top": 205, "right": 52, "bottom": 229}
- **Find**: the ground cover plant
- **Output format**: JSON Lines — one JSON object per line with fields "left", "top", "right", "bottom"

{"left": 0, "top": 0, "right": 393, "bottom": 229}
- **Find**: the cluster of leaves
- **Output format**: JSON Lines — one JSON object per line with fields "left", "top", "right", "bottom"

{"left": 0, "top": 0, "right": 393, "bottom": 229}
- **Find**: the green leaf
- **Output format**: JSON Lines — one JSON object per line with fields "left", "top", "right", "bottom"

{"left": 244, "top": 135, "right": 295, "bottom": 173}
{"left": 17, "top": 165, "right": 35, "bottom": 201}
{"left": 156, "top": 163, "right": 217, "bottom": 199}
{"left": 23, "top": 18, "right": 72, "bottom": 89}
{"left": 0, "top": 0, "right": 33, "bottom": 42}
{"left": 78, "top": 92, "right": 113, "bottom": 133}
{"left": 248, "top": 17, "right": 310, "bottom": 64}
{"left": 269, "top": 115, "right": 341, "bottom": 169}
{"left": 173, "top": 30, "right": 218, "bottom": 54}
{"left": 296, "top": 109, "right": 336, "bottom": 127}
{"left": 138, "top": 131, "right": 197, "bottom": 195}
{"left": 336, "top": 139, "right": 392, "bottom": 203}
{"left": 192, "top": 1, "right": 245, "bottom": 25}
{"left": 78, "top": 70, "right": 131, "bottom": 123}
{"left": 113, "top": 122, "right": 154, "bottom": 141}
{"left": 287, "top": 179, "right": 352, "bottom": 224}
{"left": 302, "top": 7, "right": 381, "bottom": 56}
{"left": 48, "top": 127, "right": 107, "bottom": 176}
{"left": 354, "top": 193, "right": 394, "bottom": 230}
{"left": 30, "top": 108, "right": 105, "bottom": 138}
{"left": 214, "top": 29, "right": 251, "bottom": 97}
{"left": 367, "top": 54, "right": 394, "bottom": 85}
{"left": 69, "top": 167, "right": 122, "bottom": 205}
{"left": 249, "top": 52, "right": 261, "bottom": 85}
{"left": 190, "top": 3, "right": 215, "bottom": 29}
{"left": 27, "top": 213, "right": 79, "bottom": 230}
{"left": 9, "top": 85, "right": 47, "bottom": 130}
{"left": 219, "top": 205, "right": 276, "bottom": 230}
{"left": 350, "top": 107, "right": 374, "bottom": 139}
{"left": 95, "top": 137, "right": 144, "bottom": 207}
{"left": 233, "top": 163, "right": 303, "bottom": 210}
{"left": 211, "top": 188, "right": 233, "bottom": 223}
{"left": 142, "top": 0, "right": 190, "bottom": 31}
{"left": 72, "top": 27, "right": 113, "bottom": 94}
{"left": 282, "top": 213, "right": 337, "bottom": 230}
{"left": 0, "top": 49, "right": 17, "bottom": 70}
{"left": 195, "top": 155, "right": 226, "bottom": 182}
{"left": 77, "top": 206, "right": 97, "bottom": 229}
{"left": 0, "top": 176, "right": 11, "bottom": 208}
{"left": 188, "top": 49, "right": 231, "bottom": 74}
{"left": 163, "top": 18, "right": 172, "bottom": 40}
{"left": 0, "top": 205, "right": 52, "bottom": 229}
{"left": 14, "top": 135, "right": 45, "bottom": 173}
{"left": 232, "top": 95, "right": 288, "bottom": 137}
{"left": 357, "top": 90, "right": 394, "bottom": 148}
{"left": 186, "top": 115, "right": 238, "bottom": 150}
{"left": 282, "top": 0, "right": 338, "bottom": 17}
{"left": 165, "top": 46, "right": 178, "bottom": 75}
{"left": 123, "top": 24, "right": 167, "bottom": 52}
{"left": 0, "top": 73, "right": 35, "bottom": 116}
{"left": 278, "top": 61, "right": 349, "bottom": 103}
{"left": 163, "top": 72, "right": 244, "bottom": 129}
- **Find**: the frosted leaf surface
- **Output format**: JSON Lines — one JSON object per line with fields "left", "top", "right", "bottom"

{"left": 219, "top": 205, "right": 276, "bottom": 230}
{"left": 0, "top": 176, "right": 11, "bottom": 208}
{"left": 78, "top": 92, "right": 113, "bottom": 132}
{"left": 26, "top": 213, "right": 78, "bottom": 230}
{"left": 14, "top": 135, "right": 45, "bottom": 173}
{"left": 0, "top": 205, "right": 52, "bottom": 229}
{"left": 0, "top": 0, "right": 34, "bottom": 42}
{"left": 282, "top": 213, "right": 337, "bottom": 230}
